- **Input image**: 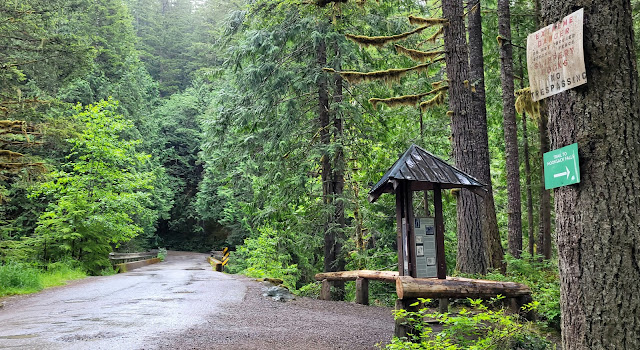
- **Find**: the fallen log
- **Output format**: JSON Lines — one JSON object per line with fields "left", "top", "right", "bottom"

{"left": 314, "top": 270, "right": 399, "bottom": 283}
{"left": 396, "top": 276, "right": 531, "bottom": 300}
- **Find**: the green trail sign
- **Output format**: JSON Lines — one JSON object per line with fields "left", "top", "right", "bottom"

{"left": 544, "top": 143, "right": 580, "bottom": 189}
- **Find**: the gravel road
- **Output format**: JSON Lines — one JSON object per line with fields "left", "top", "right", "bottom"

{"left": 0, "top": 251, "right": 394, "bottom": 350}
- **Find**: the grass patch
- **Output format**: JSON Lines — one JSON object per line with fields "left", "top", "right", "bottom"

{"left": 0, "top": 260, "right": 87, "bottom": 297}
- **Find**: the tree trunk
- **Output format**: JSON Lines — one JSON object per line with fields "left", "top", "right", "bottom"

{"left": 516, "top": 33, "right": 535, "bottom": 257}
{"left": 330, "top": 40, "right": 346, "bottom": 300}
{"left": 442, "top": 0, "right": 487, "bottom": 274}
{"left": 538, "top": 1, "right": 640, "bottom": 348}
{"left": 533, "top": 0, "right": 552, "bottom": 262}
{"left": 467, "top": 0, "right": 505, "bottom": 272}
{"left": 537, "top": 105, "right": 552, "bottom": 260}
{"left": 498, "top": 0, "right": 523, "bottom": 259}
{"left": 318, "top": 35, "right": 335, "bottom": 276}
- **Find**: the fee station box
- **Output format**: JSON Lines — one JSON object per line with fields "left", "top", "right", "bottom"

{"left": 414, "top": 217, "right": 437, "bottom": 278}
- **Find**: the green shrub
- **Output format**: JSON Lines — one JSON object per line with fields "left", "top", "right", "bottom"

{"left": 0, "top": 263, "right": 43, "bottom": 295}
{"left": 386, "top": 297, "right": 553, "bottom": 350}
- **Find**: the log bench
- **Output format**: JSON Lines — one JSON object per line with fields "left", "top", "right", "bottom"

{"left": 314, "top": 270, "right": 399, "bottom": 305}
{"left": 314, "top": 271, "right": 532, "bottom": 313}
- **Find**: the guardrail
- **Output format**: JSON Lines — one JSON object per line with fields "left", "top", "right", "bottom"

{"left": 109, "top": 250, "right": 160, "bottom": 273}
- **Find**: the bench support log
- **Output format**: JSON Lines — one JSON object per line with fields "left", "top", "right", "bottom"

{"left": 320, "top": 279, "right": 332, "bottom": 301}
{"left": 394, "top": 298, "right": 420, "bottom": 339}
{"left": 355, "top": 278, "right": 369, "bottom": 305}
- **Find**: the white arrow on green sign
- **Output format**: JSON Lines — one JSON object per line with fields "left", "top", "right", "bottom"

{"left": 543, "top": 143, "right": 580, "bottom": 189}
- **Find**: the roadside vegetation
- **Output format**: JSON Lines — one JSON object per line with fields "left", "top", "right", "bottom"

{"left": 0, "top": 260, "right": 86, "bottom": 297}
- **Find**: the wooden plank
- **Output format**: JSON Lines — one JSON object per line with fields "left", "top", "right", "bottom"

{"left": 406, "top": 184, "right": 417, "bottom": 278}
{"left": 314, "top": 270, "right": 399, "bottom": 283}
{"left": 355, "top": 277, "right": 369, "bottom": 305}
{"left": 395, "top": 183, "right": 405, "bottom": 276}
{"left": 396, "top": 276, "right": 531, "bottom": 300}
{"left": 433, "top": 185, "right": 447, "bottom": 279}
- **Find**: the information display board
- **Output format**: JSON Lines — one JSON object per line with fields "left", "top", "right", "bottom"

{"left": 414, "top": 217, "right": 437, "bottom": 278}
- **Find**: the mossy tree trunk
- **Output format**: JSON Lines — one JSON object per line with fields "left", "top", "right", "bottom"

{"left": 498, "top": 0, "right": 523, "bottom": 259}
{"left": 442, "top": 0, "right": 487, "bottom": 274}
{"left": 539, "top": 1, "right": 640, "bottom": 348}
{"left": 467, "top": 0, "right": 505, "bottom": 272}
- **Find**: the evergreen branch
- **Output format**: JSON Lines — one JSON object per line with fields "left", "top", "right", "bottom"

{"left": 369, "top": 85, "right": 449, "bottom": 109}
{"left": 419, "top": 91, "right": 447, "bottom": 112}
{"left": 426, "top": 26, "right": 445, "bottom": 44}
{"left": 394, "top": 45, "right": 444, "bottom": 62}
{"left": 345, "top": 26, "right": 431, "bottom": 47}
{"left": 324, "top": 60, "right": 440, "bottom": 85}
{"left": 407, "top": 15, "right": 448, "bottom": 27}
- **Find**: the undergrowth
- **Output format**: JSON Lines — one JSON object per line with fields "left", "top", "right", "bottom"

{"left": 385, "top": 297, "right": 553, "bottom": 350}
{"left": 0, "top": 260, "right": 86, "bottom": 297}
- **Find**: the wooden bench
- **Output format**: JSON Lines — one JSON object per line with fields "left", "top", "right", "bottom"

{"left": 315, "top": 270, "right": 399, "bottom": 305}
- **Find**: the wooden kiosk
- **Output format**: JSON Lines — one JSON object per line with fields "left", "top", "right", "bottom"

{"left": 368, "top": 145, "right": 531, "bottom": 336}
{"left": 315, "top": 145, "right": 531, "bottom": 336}
{"left": 368, "top": 144, "right": 487, "bottom": 280}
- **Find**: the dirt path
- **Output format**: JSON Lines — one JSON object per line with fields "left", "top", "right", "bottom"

{"left": 0, "top": 252, "right": 394, "bottom": 350}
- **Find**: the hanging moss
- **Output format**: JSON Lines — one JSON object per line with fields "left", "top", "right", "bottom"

{"left": 325, "top": 62, "right": 434, "bottom": 85}
{"left": 419, "top": 91, "right": 446, "bottom": 112}
{"left": 426, "top": 26, "right": 445, "bottom": 44}
{"left": 345, "top": 25, "right": 430, "bottom": 47}
{"left": 515, "top": 87, "right": 540, "bottom": 117}
{"left": 315, "top": 0, "right": 348, "bottom": 7}
{"left": 0, "top": 150, "right": 24, "bottom": 159}
{"left": 394, "top": 45, "right": 444, "bottom": 62}
{"left": 446, "top": 110, "right": 454, "bottom": 117}
{"left": 407, "top": 15, "right": 448, "bottom": 27}
{"left": 369, "top": 86, "right": 449, "bottom": 109}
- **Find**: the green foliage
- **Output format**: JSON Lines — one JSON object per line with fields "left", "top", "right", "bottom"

{"left": 30, "top": 99, "right": 157, "bottom": 274}
{"left": 0, "top": 259, "right": 86, "bottom": 297}
{"left": 229, "top": 225, "right": 300, "bottom": 289}
{"left": 387, "top": 298, "right": 552, "bottom": 350}
{"left": 157, "top": 247, "right": 167, "bottom": 261}
{"left": 0, "top": 262, "right": 42, "bottom": 296}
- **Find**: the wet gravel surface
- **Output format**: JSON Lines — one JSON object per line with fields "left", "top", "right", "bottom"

{"left": 152, "top": 279, "right": 395, "bottom": 350}
{"left": 0, "top": 252, "right": 394, "bottom": 350}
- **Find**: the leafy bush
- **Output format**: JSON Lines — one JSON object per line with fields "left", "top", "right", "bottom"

{"left": 480, "top": 254, "right": 561, "bottom": 331}
{"left": 157, "top": 248, "right": 167, "bottom": 261}
{"left": 386, "top": 297, "right": 552, "bottom": 350}
{"left": 230, "top": 225, "right": 300, "bottom": 289}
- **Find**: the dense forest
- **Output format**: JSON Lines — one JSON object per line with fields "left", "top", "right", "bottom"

{"left": 1, "top": 0, "right": 640, "bottom": 348}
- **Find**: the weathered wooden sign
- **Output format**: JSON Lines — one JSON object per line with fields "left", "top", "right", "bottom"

{"left": 527, "top": 8, "right": 585, "bottom": 101}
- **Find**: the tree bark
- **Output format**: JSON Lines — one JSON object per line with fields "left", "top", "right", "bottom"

{"left": 534, "top": 0, "right": 552, "bottom": 262}
{"left": 516, "top": 32, "right": 535, "bottom": 257}
{"left": 318, "top": 35, "right": 335, "bottom": 276}
{"left": 467, "top": 0, "right": 505, "bottom": 272}
{"left": 442, "top": 0, "right": 487, "bottom": 274}
{"left": 537, "top": 105, "right": 552, "bottom": 260}
{"left": 330, "top": 40, "right": 346, "bottom": 300}
{"left": 538, "top": 1, "right": 640, "bottom": 348}
{"left": 498, "top": 0, "right": 523, "bottom": 259}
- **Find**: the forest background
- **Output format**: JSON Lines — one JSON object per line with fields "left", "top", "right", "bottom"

{"left": 2, "top": 0, "right": 640, "bottom": 344}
